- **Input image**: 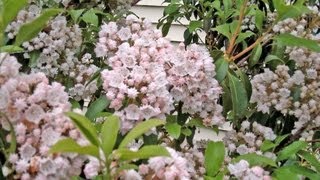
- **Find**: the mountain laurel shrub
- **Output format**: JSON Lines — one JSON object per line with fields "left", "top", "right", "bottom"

{"left": 0, "top": 0, "right": 320, "bottom": 179}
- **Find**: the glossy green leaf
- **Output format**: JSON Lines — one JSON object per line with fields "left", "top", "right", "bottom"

{"left": 275, "top": 33, "right": 320, "bottom": 53}
{"left": 85, "top": 96, "right": 110, "bottom": 121}
{"left": 119, "top": 119, "right": 165, "bottom": 148}
{"left": 277, "top": 141, "right": 308, "bottom": 161}
{"left": 227, "top": 72, "right": 248, "bottom": 118}
{"left": 14, "top": 9, "right": 62, "bottom": 46}
{"left": 205, "top": 141, "right": 225, "bottom": 176}
{"left": 66, "top": 112, "right": 99, "bottom": 146}
{"left": 298, "top": 150, "right": 320, "bottom": 172}
{"left": 165, "top": 122, "right": 181, "bottom": 139}
{"left": 49, "top": 138, "right": 99, "bottom": 157}
{"left": 101, "top": 115, "right": 120, "bottom": 156}
{"left": 115, "top": 145, "right": 170, "bottom": 161}
{"left": 215, "top": 57, "right": 229, "bottom": 82}
{"left": 82, "top": 9, "right": 98, "bottom": 26}
{"left": 235, "top": 153, "right": 277, "bottom": 167}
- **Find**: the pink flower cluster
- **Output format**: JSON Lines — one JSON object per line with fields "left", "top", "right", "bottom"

{"left": 167, "top": 43, "right": 224, "bottom": 126}
{"left": 138, "top": 147, "right": 194, "bottom": 180}
{"left": 227, "top": 160, "right": 271, "bottom": 180}
{"left": 96, "top": 16, "right": 223, "bottom": 133}
{"left": 0, "top": 54, "right": 86, "bottom": 179}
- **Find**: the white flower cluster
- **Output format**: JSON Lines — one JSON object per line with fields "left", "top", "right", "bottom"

{"left": 138, "top": 147, "right": 202, "bottom": 180}
{"left": 167, "top": 43, "right": 224, "bottom": 126}
{"left": 96, "top": 16, "right": 224, "bottom": 132}
{"left": 223, "top": 121, "right": 276, "bottom": 156}
{"left": 227, "top": 160, "right": 271, "bottom": 180}
{"left": 0, "top": 54, "right": 87, "bottom": 179}
{"left": 251, "top": 46, "right": 320, "bottom": 139}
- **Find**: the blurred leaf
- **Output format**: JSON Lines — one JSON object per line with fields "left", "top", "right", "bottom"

{"left": 275, "top": 33, "right": 320, "bottom": 53}
{"left": 14, "top": 9, "right": 62, "bottom": 46}
{"left": 69, "top": 9, "right": 85, "bottom": 23}
{"left": 28, "top": 50, "right": 40, "bottom": 68}
{"left": 85, "top": 96, "right": 110, "bottom": 121}
{"left": 291, "top": 86, "right": 302, "bottom": 102}
{"left": 227, "top": 72, "right": 248, "bottom": 119}
{"left": 276, "top": 165, "right": 320, "bottom": 180}
{"left": 205, "top": 141, "right": 225, "bottom": 176}
{"left": 277, "top": 141, "right": 308, "bottom": 161}
{"left": 116, "top": 145, "right": 170, "bottom": 161}
{"left": 249, "top": 44, "right": 262, "bottom": 67}
{"left": 66, "top": 112, "right": 99, "bottom": 146}
{"left": 0, "top": 0, "right": 28, "bottom": 33}
{"left": 101, "top": 115, "right": 120, "bottom": 156}
{"left": 165, "top": 122, "right": 181, "bottom": 139}
{"left": 189, "top": 20, "right": 202, "bottom": 32}
{"left": 0, "top": 45, "right": 24, "bottom": 53}
{"left": 49, "top": 138, "right": 99, "bottom": 157}
{"left": 234, "top": 153, "right": 277, "bottom": 167}
{"left": 215, "top": 57, "right": 229, "bottom": 82}
{"left": 119, "top": 119, "right": 165, "bottom": 148}
{"left": 181, "top": 128, "right": 192, "bottom": 136}
{"left": 162, "top": 22, "right": 171, "bottom": 37}
{"left": 261, "top": 140, "right": 276, "bottom": 152}
{"left": 298, "top": 150, "right": 320, "bottom": 172}
{"left": 273, "top": 0, "right": 311, "bottom": 21}
{"left": 235, "top": 31, "right": 255, "bottom": 44}
{"left": 82, "top": 9, "right": 98, "bottom": 26}
{"left": 255, "top": 9, "right": 265, "bottom": 32}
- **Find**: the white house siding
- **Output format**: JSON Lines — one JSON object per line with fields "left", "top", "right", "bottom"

{"left": 131, "top": 0, "right": 228, "bottom": 142}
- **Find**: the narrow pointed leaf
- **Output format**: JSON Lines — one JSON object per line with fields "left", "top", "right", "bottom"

{"left": 101, "top": 115, "right": 120, "bottom": 156}
{"left": 66, "top": 112, "right": 99, "bottom": 146}
{"left": 205, "top": 141, "right": 225, "bottom": 176}
{"left": 119, "top": 119, "right": 165, "bottom": 148}
{"left": 115, "top": 145, "right": 169, "bottom": 161}
{"left": 49, "top": 138, "right": 99, "bottom": 157}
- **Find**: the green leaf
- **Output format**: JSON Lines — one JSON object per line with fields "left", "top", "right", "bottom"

{"left": 273, "top": 0, "right": 311, "bottom": 21}
{"left": 115, "top": 145, "right": 170, "bottom": 161}
{"left": 162, "top": 22, "right": 171, "bottom": 37}
{"left": 265, "top": 54, "right": 285, "bottom": 69}
{"left": 260, "top": 140, "right": 276, "bottom": 152}
{"left": 119, "top": 119, "right": 165, "bottom": 148}
{"left": 69, "top": 9, "right": 85, "bottom": 23}
{"left": 165, "top": 122, "right": 181, "bottom": 139}
{"left": 82, "top": 9, "right": 98, "bottom": 26}
{"left": 0, "top": 45, "right": 24, "bottom": 53}
{"left": 181, "top": 128, "right": 192, "bottom": 136}
{"left": 274, "top": 166, "right": 300, "bottom": 180}
{"left": 14, "top": 9, "right": 62, "bottom": 46}
{"left": 212, "top": 23, "right": 231, "bottom": 39}
{"left": 235, "top": 31, "right": 255, "bottom": 44}
{"left": 85, "top": 96, "right": 110, "bottom": 121}
{"left": 49, "top": 138, "right": 99, "bottom": 157}
{"left": 205, "top": 141, "right": 225, "bottom": 176}
{"left": 215, "top": 57, "right": 229, "bottom": 82}
{"left": 277, "top": 141, "right": 308, "bottom": 161}
{"left": 249, "top": 44, "right": 262, "bottom": 67}
{"left": 227, "top": 72, "right": 248, "bottom": 118}
{"left": 255, "top": 9, "right": 264, "bottom": 32}
{"left": 298, "top": 150, "right": 320, "bottom": 172}
{"left": 189, "top": 20, "right": 202, "bottom": 32}
{"left": 66, "top": 112, "right": 99, "bottom": 146}
{"left": 0, "top": 0, "right": 28, "bottom": 33}
{"left": 276, "top": 165, "right": 320, "bottom": 180}
{"left": 101, "top": 115, "right": 120, "bottom": 156}
{"left": 28, "top": 51, "right": 40, "bottom": 68}
{"left": 234, "top": 153, "right": 277, "bottom": 167}
{"left": 275, "top": 33, "right": 320, "bottom": 53}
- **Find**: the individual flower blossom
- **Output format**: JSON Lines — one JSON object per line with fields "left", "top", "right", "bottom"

{"left": 0, "top": 55, "right": 87, "bottom": 179}
{"left": 227, "top": 160, "right": 271, "bottom": 179}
